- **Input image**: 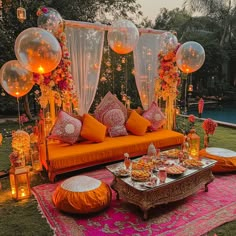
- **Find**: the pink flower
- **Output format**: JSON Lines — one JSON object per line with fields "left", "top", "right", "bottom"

{"left": 19, "top": 114, "right": 29, "bottom": 124}
{"left": 188, "top": 114, "right": 196, "bottom": 123}
{"left": 58, "top": 80, "right": 68, "bottom": 90}
{"left": 41, "top": 7, "right": 48, "bottom": 14}
{"left": 202, "top": 118, "right": 217, "bottom": 135}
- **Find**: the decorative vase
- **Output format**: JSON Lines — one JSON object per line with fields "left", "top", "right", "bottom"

{"left": 204, "top": 133, "right": 209, "bottom": 148}
{"left": 124, "top": 156, "right": 131, "bottom": 170}
{"left": 147, "top": 143, "right": 157, "bottom": 157}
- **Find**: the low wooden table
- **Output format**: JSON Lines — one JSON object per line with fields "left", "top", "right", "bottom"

{"left": 106, "top": 158, "right": 216, "bottom": 220}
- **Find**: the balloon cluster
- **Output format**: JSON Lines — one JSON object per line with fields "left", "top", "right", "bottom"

{"left": 107, "top": 19, "right": 139, "bottom": 54}
{"left": 37, "top": 7, "right": 63, "bottom": 35}
{"left": 159, "top": 31, "right": 205, "bottom": 74}
{"left": 0, "top": 7, "right": 63, "bottom": 98}
{"left": 159, "top": 32, "right": 178, "bottom": 55}
{"left": 0, "top": 60, "right": 34, "bottom": 97}
{"left": 176, "top": 41, "right": 205, "bottom": 74}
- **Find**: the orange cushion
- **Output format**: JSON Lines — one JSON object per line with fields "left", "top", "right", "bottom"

{"left": 80, "top": 114, "right": 107, "bottom": 143}
{"left": 52, "top": 175, "right": 111, "bottom": 214}
{"left": 41, "top": 129, "right": 184, "bottom": 171}
{"left": 125, "top": 110, "right": 151, "bottom": 136}
{"left": 199, "top": 148, "right": 236, "bottom": 173}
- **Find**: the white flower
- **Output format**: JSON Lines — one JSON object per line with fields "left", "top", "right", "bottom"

{"left": 124, "top": 153, "right": 129, "bottom": 158}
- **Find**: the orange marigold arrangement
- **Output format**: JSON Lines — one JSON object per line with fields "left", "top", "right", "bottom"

{"left": 156, "top": 46, "right": 181, "bottom": 101}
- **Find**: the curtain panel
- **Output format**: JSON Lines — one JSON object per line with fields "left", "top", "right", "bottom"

{"left": 133, "top": 33, "right": 161, "bottom": 110}
{"left": 65, "top": 25, "right": 105, "bottom": 115}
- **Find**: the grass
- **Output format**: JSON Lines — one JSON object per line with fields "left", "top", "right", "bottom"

{"left": 0, "top": 118, "right": 236, "bottom": 235}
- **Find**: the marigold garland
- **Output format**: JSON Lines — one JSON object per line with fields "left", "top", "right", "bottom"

{"left": 156, "top": 45, "right": 181, "bottom": 130}
{"left": 34, "top": 7, "right": 78, "bottom": 110}
{"left": 156, "top": 46, "right": 181, "bottom": 101}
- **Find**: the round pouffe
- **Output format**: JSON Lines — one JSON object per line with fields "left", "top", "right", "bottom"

{"left": 199, "top": 147, "right": 236, "bottom": 173}
{"left": 52, "top": 175, "right": 111, "bottom": 214}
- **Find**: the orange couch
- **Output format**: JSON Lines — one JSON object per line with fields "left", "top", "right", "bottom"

{"left": 40, "top": 128, "right": 184, "bottom": 182}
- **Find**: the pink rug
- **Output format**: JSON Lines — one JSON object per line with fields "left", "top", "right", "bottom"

{"left": 32, "top": 169, "right": 236, "bottom": 236}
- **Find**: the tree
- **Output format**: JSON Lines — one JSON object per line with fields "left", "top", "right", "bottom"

{"left": 0, "top": 0, "right": 143, "bottom": 117}
{"left": 153, "top": 8, "right": 191, "bottom": 39}
{"left": 183, "top": 0, "right": 236, "bottom": 46}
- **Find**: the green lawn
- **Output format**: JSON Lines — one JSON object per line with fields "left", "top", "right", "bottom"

{"left": 0, "top": 118, "right": 236, "bottom": 235}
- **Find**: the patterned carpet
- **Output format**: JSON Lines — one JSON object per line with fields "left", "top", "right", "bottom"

{"left": 32, "top": 169, "right": 236, "bottom": 236}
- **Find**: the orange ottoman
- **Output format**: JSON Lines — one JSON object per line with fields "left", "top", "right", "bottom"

{"left": 52, "top": 175, "right": 111, "bottom": 214}
{"left": 200, "top": 147, "right": 236, "bottom": 173}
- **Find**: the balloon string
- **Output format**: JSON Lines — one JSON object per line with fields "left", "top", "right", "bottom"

{"left": 17, "top": 97, "right": 21, "bottom": 130}
{"left": 184, "top": 74, "right": 188, "bottom": 114}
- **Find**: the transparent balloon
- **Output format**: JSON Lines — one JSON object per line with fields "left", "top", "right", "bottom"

{"left": 107, "top": 19, "right": 139, "bottom": 54}
{"left": 15, "top": 27, "right": 62, "bottom": 74}
{"left": 160, "top": 32, "right": 178, "bottom": 54}
{"left": 37, "top": 7, "right": 63, "bottom": 35}
{"left": 0, "top": 60, "right": 34, "bottom": 98}
{"left": 176, "top": 41, "right": 205, "bottom": 74}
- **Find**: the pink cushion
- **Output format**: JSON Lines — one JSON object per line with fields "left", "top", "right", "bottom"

{"left": 103, "top": 109, "right": 125, "bottom": 127}
{"left": 94, "top": 91, "right": 127, "bottom": 123}
{"left": 108, "top": 125, "right": 128, "bottom": 137}
{"left": 103, "top": 109, "right": 128, "bottom": 137}
{"left": 142, "top": 101, "right": 166, "bottom": 131}
{"left": 48, "top": 111, "right": 82, "bottom": 144}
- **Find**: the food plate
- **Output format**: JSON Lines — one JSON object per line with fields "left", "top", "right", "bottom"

{"left": 115, "top": 169, "right": 130, "bottom": 177}
{"left": 166, "top": 165, "right": 186, "bottom": 175}
{"left": 131, "top": 176, "right": 150, "bottom": 182}
{"left": 143, "top": 182, "right": 157, "bottom": 188}
{"left": 183, "top": 159, "right": 204, "bottom": 169}
{"left": 118, "top": 172, "right": 130, "bottom": 177}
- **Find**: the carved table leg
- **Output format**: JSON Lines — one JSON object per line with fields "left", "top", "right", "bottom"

{"left": 111, "top": 177, "right": 120, "bottom": 200}
{"left": 205, "top": 173, "right": 215, "bottom": 192}
{"left": 143, "top": 210, "right": 148, "bottom": 220}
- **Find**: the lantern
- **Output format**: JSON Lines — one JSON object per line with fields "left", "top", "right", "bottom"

{"left": 188, "top": 84, "right": 193, "bottom": 92}
{"left": 17, "top": 7, "right": 26, "bottom": 23}
{"left": 9, "top": 167, "right": 31, "bottom": 200}
{"left": 187, "top": 128, "right": 200, "bottom": 160}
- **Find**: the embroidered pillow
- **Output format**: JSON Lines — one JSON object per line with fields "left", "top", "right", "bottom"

{"left": 94, "top": 91, "right": 127, "bottom": 123}
{"left": 103, "top": 109, "right": 128, "bottom": 137}
{"left": 125, "top": 110, "right": 151, "bottom": 136}
{"left": 80, "top": 114, "right": 107, "bottom": 142}
{"left": 48, "top": 110, "right": 82, "bottom": 144}
{"left": 142, "top": 101, "right": 166, "bottom": 131}
{"left": 108, "top": 125, "right": 128, "bottom": 137}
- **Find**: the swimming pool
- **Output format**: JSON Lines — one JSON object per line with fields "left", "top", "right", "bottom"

{"left": 188, "top": 101, "right": 236, "bottom": 124}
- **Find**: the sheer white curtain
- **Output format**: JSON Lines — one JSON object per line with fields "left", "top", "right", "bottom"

{"left": 133, "top": 33, "right": 162, "bottom": 110}
{"left": 65, "top": 25, "right": 105, "bottom": 115}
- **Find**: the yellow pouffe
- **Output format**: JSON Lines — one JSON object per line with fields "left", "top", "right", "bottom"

{"left": 52, "top": 175, "right": 111, "bottom": 214}
{"left": 200, "top": 147, "right": 236, "bottom": 173}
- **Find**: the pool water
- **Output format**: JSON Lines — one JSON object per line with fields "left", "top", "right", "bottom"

{"left": 188, "top": 102, "right": 236, "bottom": 124}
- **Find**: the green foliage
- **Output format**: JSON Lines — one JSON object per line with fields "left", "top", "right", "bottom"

{"left": 90, "top": 35, "right": 141, "bottom": 113}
